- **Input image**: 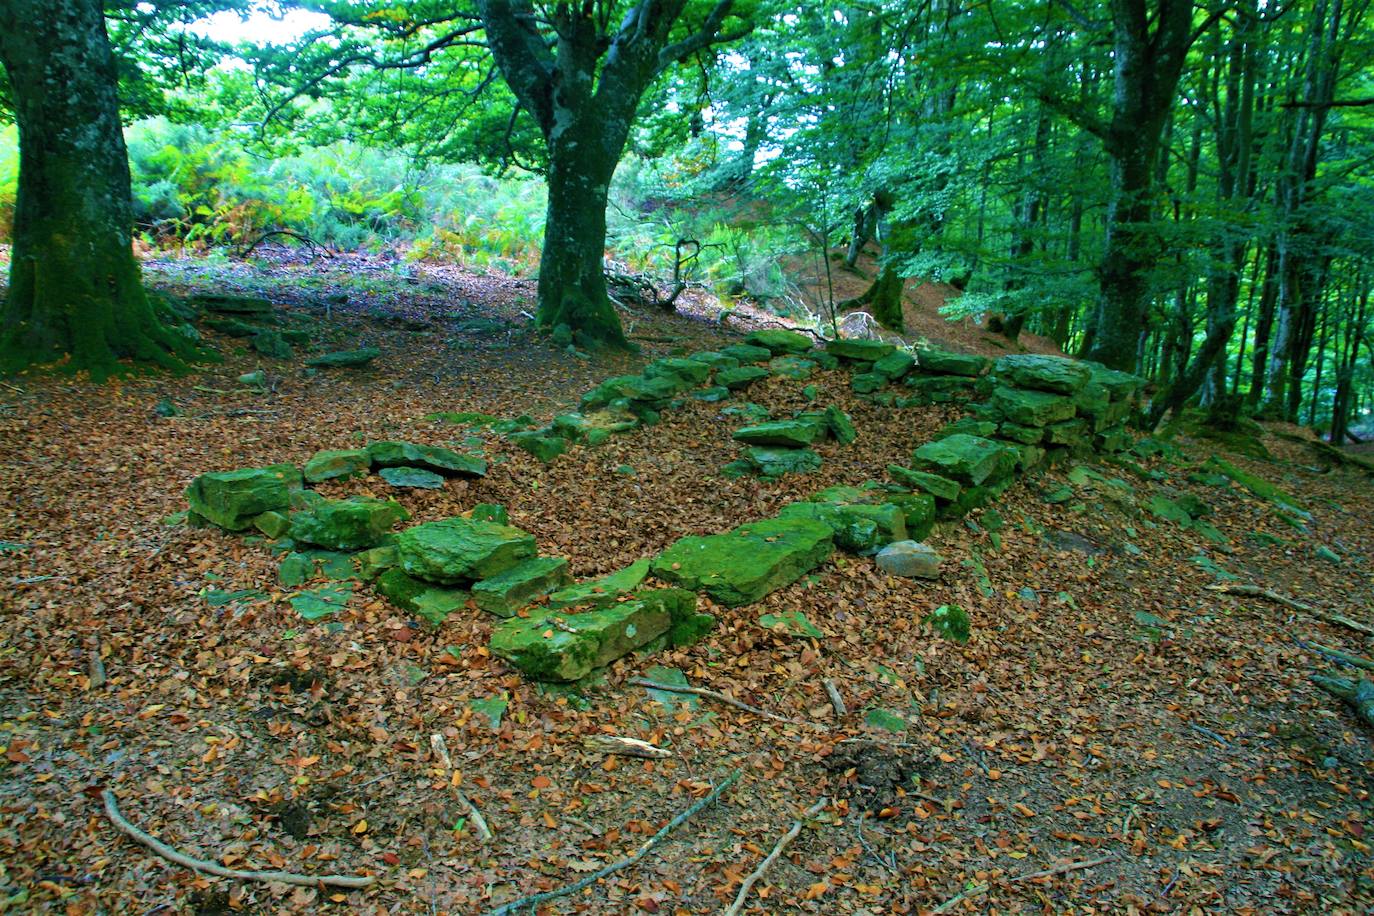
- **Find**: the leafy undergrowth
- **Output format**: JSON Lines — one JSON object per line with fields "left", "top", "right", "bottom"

{"left": 2, "top": 253, "right": 1373, "bottom": 914}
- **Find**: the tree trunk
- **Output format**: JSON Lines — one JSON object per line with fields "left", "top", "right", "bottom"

{"left": 0, "top": 0, "right": 195, "bottom": 380}
{"left": 538, "top": 134, "right": 626, "bottom": 347}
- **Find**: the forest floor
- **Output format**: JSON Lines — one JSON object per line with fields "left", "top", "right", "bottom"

{"left": 2, "top": 248, "right": 1374, "bottom": 915}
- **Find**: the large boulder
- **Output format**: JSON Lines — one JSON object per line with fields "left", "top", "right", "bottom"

{"left": 289, "top": 497, "right": 409, "bottom": 551}
{"left": 745, "top": 329, "right": 814, "bottom": 355}
{"left": 186, "top": 467, "right": 292, "bottom": 531}
{"left": 303, "top": 448, "right": 371, "bottom": 484}
{"left": 733, "top": 419, "right": 825, "bottom": 448}
{"left": 716, "top": 366, "right": 770, "bottom": 390}
{"left": 990, "top": 387, "right": 1078, "bottom": 427}
{"left": 913, "top": 434, "right": 1013, "bottom": 487}
{"left": 472, "top": 557, "right": 573, "bottom": 617}
{"left": 367, "top": 441, "right": 487, "bottom": 477}
{"left": 644, "top": 357, "right": 712, "bottom": 387}
{"left": 396, "top": 517, "right": 537, "bottom": 584}
{"left": 875, "top": 541, "right": 943, "bottom": 579}
{"left": 651, "top": 517, "right": 834, "bottom": 606}
{"left": 489, "top": 589, "right": 697, "bottom": 682}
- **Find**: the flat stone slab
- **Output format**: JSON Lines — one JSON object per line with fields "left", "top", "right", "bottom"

{"left": 990, "top": 387, "right": 1078, "bottom": 427}
{"left": 378, "top": 466, "right": 446, "bottom": 489}
{"left": 304, "top": 448, "right": 371, "bottom": 483}
{"left": 741, "top": 446, "right": 823, "bottom": 478}
{"left": 186, "top": 467, "right": 292, "bottom": 531}
{"left": 307, "top": 347, "right": 381, "bottom": 368}
{"left": 490, "top": 589, "right": 697, "bottom": 682}
{"left": 651, "top": 517, "right": 834, "bottom": 606}
{"left": 375, "top": 568, "right": 471, "bottom": 625}
{"left": 994, "top": 354, "right": 1091, "bottom": 394}
{"left": 289, "top": 496, "right": 409, "bottom": 551}
{"left": 719, "top": 343, "right": 773, "bottom": 364}
{"left": 876, "top": 541, "right": 943, "bottom": 578}
{"left": 913, "top": 434, "right": 1012, "bottom": 487}
{"left": 716, "top": 366, "right": 770, "bottom": 390}
{"left": 745, "top": 329, "right": 814, "bottom": 355}
{"left": 733, "top": 419, "right": 824, "bottom": 448}
{"left": 887, "top": 465, "right": 961, "bottom": 501}
{"left": 396, "top": 517, "right": 537, "bottom": 584}
{"left": 779, "top": 501, "right": 907, "bottom": 554}
{"left": 644, "top": 357, "right": 712, "bottom": 386}
{"left": 367, "top": 441, "right": 487, "bottom": 477}
{"left": 547, "top": 558, "right": 652, "bottom": 609}
{"left": 472, "top": 556, "right": 573, "bottom": 617}
{"left": 827, "top": 339, "right": 895, "bottom": 362}
{"left": 873, "top": 350, "right": 916, "bottom": 380}
{"left": 915, "top": 349, "right": 988, "bottom": 377}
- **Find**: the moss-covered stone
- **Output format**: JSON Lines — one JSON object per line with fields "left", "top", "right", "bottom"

{"left": 397, "top": 517, "right": 537, "bottom": 584}
{"left": 779, "top": 500, "right": 907, "bottom": 554}
{"left": 470, "top": 503, "right": 509, "bottom": 525}
{"left": 993, "top": 354, "right": 1091, "bottom": 394}
{"left": 741, "top": 446, "right": 823, "bottom": 478}
{"left": 278, "top": 552, "right": 315, "bottom": 587}
{"left": 186, "top": 468, "right": 292, "bottom": 531}
{"left": 304, "top": 448, "right": 371, "bottom": 483}
{"left": 872, "top": 349, "right": 916, "bottom": 380}
{"left": 997, "top": 422, "right": 1044, "bottom": 445}
{"left": 251, "top": 328, "right": 293, "bottom": 359}
{"left": 651, "top": 517, "right": 834, "bottom": 606}
{"left": 1088, "top": 364, "right": 1146, "bottom": 401}
{"left": 366, "top": 441, "right": 487, "bottom": 477}
{"left": 1043, "top": 418, "right": 1089, "bottom": 446}
{"left": 938, "top": 418, "right": 999, "bottom": 439}
{"left": 715, "top": 366, "right": 770, "bottom": 390}
{"left": 509, "top": 431, "right": 567, "bottom": 464}
{"left": 851, "top": 372, "right": 887, "bottom": 394}
{"left": 353, "top": 545, "right": 398, "bottom": 580}
{"left": 547, "top": 558, "right": 651, "bottom": 609}
{"left": 472, "top": 557, "right": 573, "bottom": 617}
{"left": 827, "top": 338, "right": 895, "bottom": 363}
{"left": 913, "top": 434, "right": 1013, "bottom": 486}
{"left": 253, "top": 510, "right": 291, "bottom": 539}
{"left": 990, "top": 387, "right": 1078, "bottom": 427}
{"left": 378, "top": 466, "right": 446, "bottom": 489}
{"left": 691, "top": 350, "right": 741, "bottom": 370}
{"left": 887, "top": 464, "right": 961, "bottom": 501}
{"left": 289, "top": 497, "right": 409, "bottom": 551}
{"left": 375, "top": 568, "right": 471, "bottom": 625}
{"left": 489, "top": 588, "right": 698, "bottom": 682}
{"left": 745, "top": 329, "right": 813, "bottom": 354}
{"left": 733, "top": 419, "right": 825, "bottom": 447}
{"left": 644, "top": 357, "right": 712, "bottom": 386}
{"left": 915, "top": 349, "right": 988, "bottom": 377}
{"left": 720, "top": 343, "right": 773, "bottom": 364}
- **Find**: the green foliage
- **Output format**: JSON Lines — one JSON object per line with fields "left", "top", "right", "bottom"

{"left": 924, "top": 603, "right": 971, "bottom": 645}
{"left": 0, "top": 124, "right": 15, "bottom": 242}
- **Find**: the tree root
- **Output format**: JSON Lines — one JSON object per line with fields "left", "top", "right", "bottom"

{"left": 101, "top": 790, "right": 374, "bottom": 889}
{"left": 932, "top": 854, "right": 1115, "bottom": 913}
{"left": 1311, "top": 674, "right": 1374, "bottom": 726}
{"left": 626, "top": 677, "right": 807, "bottom": 725}
{"left": 1206, "top": 583, "right": 1374, "bottom": 636}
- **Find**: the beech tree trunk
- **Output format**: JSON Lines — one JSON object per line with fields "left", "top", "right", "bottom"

{"left": 0, "top": 0, "right": 194, "bottom": 380}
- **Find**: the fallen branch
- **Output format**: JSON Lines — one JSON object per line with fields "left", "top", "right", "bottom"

{"left": 236, "top": 229, "right": 332, "bottom": 260}
{"left": 485, "top": 768, "right": 741, "bottom": 916}
{"left": 627, "top": 677, "right": 803, "bottom": 725}
{"left": 822, "top": 678, "right": 847, "bottom": 717}
{"left": 583, "top": 735, "right": 672, "bottom": 759}
{"left": 430, "top": 735, "right": 493, "bottom": 842}
{"left": 723, "top": 797, "right": 829, "bottom": 916}
{"left": 102, "top": 790, "right": 373, "bottom": 889}
{"left": 1206, "top": 583, "right": 1374, "bottom": 636}
{"left": 932, "top": 854, "right": 1114, "bottom": 913}
{"left": 1311, "top": 674, "right": 1374, "bottom": 727}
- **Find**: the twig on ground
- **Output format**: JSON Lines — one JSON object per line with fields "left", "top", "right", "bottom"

{"left": 1206, "top": 583, "right": 1374, "bottom": 636}
{"left": 430, "top": 735, "right": 493, "bottom": 842}
{"left": 485, "top": 768, "right": 742, "bottom": 916}
{"left": 627, "top": 677, "right": 805, "bottom": 725}
{"left": 823, "top": 678, "right": 847, "bottom": 717}
{"left": 724, "top": 797, "right": 830, "bottom": 916}
{"left": 583, "top": 735, "right": 672, "bottom": 759}
{"left": 1189, "top": 724, "right": 1231, "bottom": 747}
{"left": 102, "top": 790, "right": 374, "bottom": 889}
{"left": 932, "top": 854, "right": 1115, "bottom": 913}
{"left": 962, "top": 739, "right": 991, "bottom": 777}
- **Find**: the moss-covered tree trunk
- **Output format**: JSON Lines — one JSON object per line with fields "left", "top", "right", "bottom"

{"left": 0, "top": 0, "right": 194, "bottom": 380}
{"left": 536, "top": 122, "right": 627, "bottom": 347}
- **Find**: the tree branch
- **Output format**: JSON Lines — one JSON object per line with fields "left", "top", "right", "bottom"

{"left": 658, "top": 0, "right": 749, "bottom": 70}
